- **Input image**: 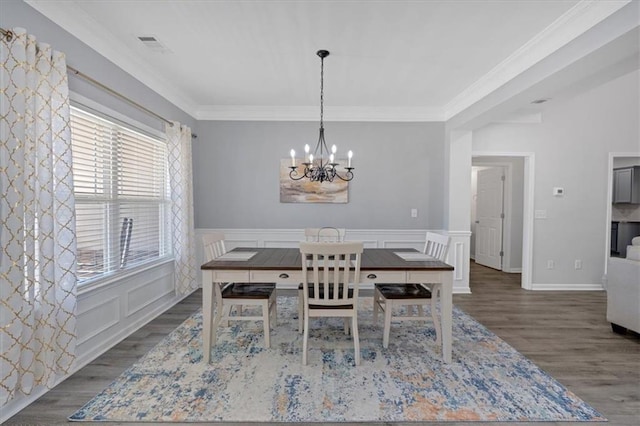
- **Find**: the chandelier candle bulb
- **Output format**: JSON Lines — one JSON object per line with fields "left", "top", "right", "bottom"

{"left": 290, "top": 149, "right": 295, "bottom": 167}
{"left": 348, "top": 150, "right": 353, "bottom": 167}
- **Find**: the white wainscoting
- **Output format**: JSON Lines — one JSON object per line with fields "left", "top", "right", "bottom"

{"left": 75, "top": 260, "right": 181, "bottom": 368}
{"left": 2, "top": 259, "right": 185, "bottom": 423}
{"left": 195, "top": 228, "right": 472, "bottom": 294}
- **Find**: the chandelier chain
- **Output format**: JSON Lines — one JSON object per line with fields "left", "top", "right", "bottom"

{"left": 320, "top": 54, "right": 324, "bottom": 128}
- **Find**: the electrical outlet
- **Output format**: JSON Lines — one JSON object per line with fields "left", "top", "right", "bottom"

{"left": 546, "top": 260, "right": 554, "bottom": 269}
{"left": 575, "top": 259, "right": 582, "bottom": 270}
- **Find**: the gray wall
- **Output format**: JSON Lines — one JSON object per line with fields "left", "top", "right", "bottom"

{"left": 1, "top": 0, "right": 196, "bottom": 132}
{"left": 193, "top": 121, "right": 446, "bottom": 229}
{"left": 473, "top": 69, "right": 640, "bottom": 285}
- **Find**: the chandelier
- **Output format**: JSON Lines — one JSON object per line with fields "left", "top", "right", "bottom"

{"left": 288, "top": 50, "right": 354, "bottom": 182}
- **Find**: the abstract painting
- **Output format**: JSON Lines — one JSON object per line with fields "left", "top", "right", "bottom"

{"left": 279, "top": 159, "right": 348, "bottom": 203}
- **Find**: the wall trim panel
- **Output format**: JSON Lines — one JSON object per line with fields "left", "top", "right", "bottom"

{"left": 126, "top": 271, "right": 174, "bottom": 317}
{"left": 75, "top": 294, "right": 187, "bottom": 369}
{"left": 454, "top": 241, "right": 464, "bottom": 281}
{"left": 76, "top": 296, "right": 120, "bottom": 345}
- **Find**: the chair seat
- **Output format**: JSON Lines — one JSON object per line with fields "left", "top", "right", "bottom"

{"left": 222, "top": 283, "right": 276, "bottom": 299}
{"left": 306, "top": 286, "right": 354, "bottom": 309}
{"left": 309, "top": 303, "right": 354, "bottom": 309}
{"left": 375, "top": 283, "right": 432, "bottom": 299}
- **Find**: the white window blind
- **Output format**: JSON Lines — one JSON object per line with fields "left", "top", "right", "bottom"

{"left": 70, "top": 106, "right": 171, "bottom": 284}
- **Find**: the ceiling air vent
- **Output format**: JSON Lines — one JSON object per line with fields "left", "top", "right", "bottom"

{"left": 136, "top": 35, "right": 171, "bottom": 53}
{"left": 531, "top": 98, "right": 550, "bottom": 104}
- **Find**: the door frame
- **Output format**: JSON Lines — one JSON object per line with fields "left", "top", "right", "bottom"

{"left": 472, "top": 152, "right": 535, "bottom": 290}
{"left": 604, "top": 152, "right": 640, "bottom": 279}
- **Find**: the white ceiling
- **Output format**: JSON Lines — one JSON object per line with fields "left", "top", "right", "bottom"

{"left": 25, "top": 0, "right": 635, "bottom": 122}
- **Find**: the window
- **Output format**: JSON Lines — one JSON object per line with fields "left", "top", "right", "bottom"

{"left": 70, "top": 106, "right": 171, "bottom": 284}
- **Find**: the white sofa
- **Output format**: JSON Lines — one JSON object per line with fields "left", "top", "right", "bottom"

{"left": 606, "top": 237, "right": 640, "bottom": 334}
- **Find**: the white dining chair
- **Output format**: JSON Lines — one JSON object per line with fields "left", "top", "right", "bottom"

{"left": 304, "top": 227, "right": 346, "bottom": 242}
{"left": 298, "top": 227, "right": 346, "bottom": 332}
{"left": 373, "top": 231, "right": 450, "bottom": 349}
{"left": 202, "top": 233, "right": 277, "bottom": 348}
{"left": 299, "top": 241, "right": 363, "bottom": 366}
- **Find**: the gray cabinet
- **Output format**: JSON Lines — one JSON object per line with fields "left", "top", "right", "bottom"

{"left": 613, "top": 166, "right": 640, "bottom": 204}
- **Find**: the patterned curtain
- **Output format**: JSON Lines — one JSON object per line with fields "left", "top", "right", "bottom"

{"left": 0, "top": 28, "right": 77, "bottom": 405}
{"left": 167, "top": 122, "right": 197, "bottom": 295}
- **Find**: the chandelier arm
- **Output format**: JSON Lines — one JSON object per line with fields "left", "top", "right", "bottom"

{"left": 333, "top": 168, "right": 355, "bottom": 182}
{"left": 289, "top": 166, "right": 311, "bottom": 181}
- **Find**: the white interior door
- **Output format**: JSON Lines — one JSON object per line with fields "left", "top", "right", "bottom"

{"left": 475, "top": 167, "right": 504, "bottom": 270}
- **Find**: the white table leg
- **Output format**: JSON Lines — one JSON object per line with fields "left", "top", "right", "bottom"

{"left": 440, "top": 272, "right": 453, "bottom": 363}
{"left": 202, "top": 270, "right": 214, "bottom": 363}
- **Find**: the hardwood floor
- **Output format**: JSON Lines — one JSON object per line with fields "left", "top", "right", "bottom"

{"left": 6, "top": 261, "right": 639, "bottom": 425}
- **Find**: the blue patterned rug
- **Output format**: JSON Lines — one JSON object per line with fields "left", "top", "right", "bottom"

{"left": 69, "top": 297, "right": 605, "bottom": 422}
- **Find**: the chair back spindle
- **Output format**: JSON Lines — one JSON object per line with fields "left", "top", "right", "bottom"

{"left": 423, "top": 231, "right": 450, "bottom": 261}
{"left": 301, "top": 242, "right": 362, "bottom": 306}
{"left": 203, "top": 231, "right": 227, "bottom": 261}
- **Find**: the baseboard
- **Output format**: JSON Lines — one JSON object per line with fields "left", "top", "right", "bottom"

{"left": 531, "top": 283, "right": 605, "bottom": 291}
{"left": 502, "top": 267, "right": 522, "bottom": 273}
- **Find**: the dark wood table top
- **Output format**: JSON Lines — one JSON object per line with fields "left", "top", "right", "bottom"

{"left": 201, "top": 247, "right": 453, "bottom": 271}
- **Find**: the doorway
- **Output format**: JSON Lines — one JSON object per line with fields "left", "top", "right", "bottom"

{"left": 473, "top": 166, "right": 505, "bottom": 270}
{"left": 471, "top": 155, "right": 530, "bottom": 287}
{"left": 605, "top": 154, "right": 640, "bottom": 276}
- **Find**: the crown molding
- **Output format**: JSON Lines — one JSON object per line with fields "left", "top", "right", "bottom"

{"left": 443, "top": 0, "right": 632, "bottom": 120}
{"left": 25, "top": 0, "right": 199, "bottom": 118}
{"left": 195, "top": 105, "right": 445, "bottom": 122}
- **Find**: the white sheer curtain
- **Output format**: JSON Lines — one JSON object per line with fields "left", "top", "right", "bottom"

{"left": 167, "top": 121, "right": 197, "bottom": 295}
{"left": 0, "top": 28, "right": 77, "bottom": 405}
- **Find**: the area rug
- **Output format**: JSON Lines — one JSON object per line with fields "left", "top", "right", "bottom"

{"left": 69, "top": 297, "right": 605, "bottom": 422}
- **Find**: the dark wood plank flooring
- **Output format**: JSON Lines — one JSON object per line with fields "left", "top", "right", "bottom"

{"left": 6, "top": 261, "right": 639, "bottom": 425}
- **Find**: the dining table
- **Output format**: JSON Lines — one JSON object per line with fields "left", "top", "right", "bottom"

{"left": 201, "top": 247, "right": 455, "bottom": 363}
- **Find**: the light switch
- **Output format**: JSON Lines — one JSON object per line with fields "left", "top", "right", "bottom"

{"left": 411, "top": 208, "right": 418, "bottom": 218}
